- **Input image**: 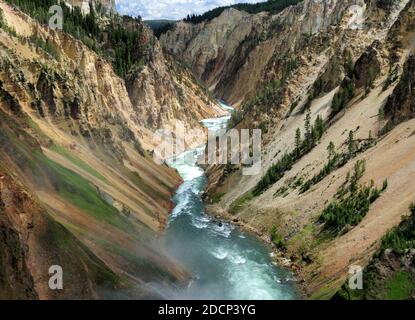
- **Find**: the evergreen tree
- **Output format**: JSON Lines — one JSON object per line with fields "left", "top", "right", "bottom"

{"left": 344, "top": 50, "right": 354, "bottom": 77}
{"left": 295, "top": 128, "right": 301, "bottom": 158}
{"left": 348, "top": 130, "right": 356, "bottom": 155}
{"left": 327, "top": 141, "right": 336, "bottom": 160}
{"left": 314, "top": 115, "right": 325, "bottom": 141}
{"left": 304, "top": 107, "right": 312, "bottom": 149}
{"left": 312, "top": 126, "right": 318, "bottom": 146}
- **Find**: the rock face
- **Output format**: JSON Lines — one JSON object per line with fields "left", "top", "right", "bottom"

{"left": 125, "top": 39, "right": 225, "bottom": 150}
{"left": 66, "top": 0, "right": 115, "bottom": 13}
{"left": 0, "top": 0, "right": 222, "bottom": 299}
{"left": 385, "top": 54, "right": 415, "bottom": 124}
{"left": 0, "top": 170, "right": 129, "bottom": 299}
{"left": 161, "top": 8, "right": 266, "bottom": 104}
{"left": 161, "top": 0, "right": 367, "bottom": 106}
{"left": 352, "top": 40, "right": 382, "bottom": 89}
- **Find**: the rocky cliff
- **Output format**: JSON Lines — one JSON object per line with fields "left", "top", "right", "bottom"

{"left": 66, "top": 0, "right": 115, "bottom": 14}
{"left": 384, "top": 54, "right": 415, "bottom": 125}
{"left": 0, "top": 0, "right": 222, "bottom": 299}
{"left": 161, "top": 0, "right": 372, "bottom": 106}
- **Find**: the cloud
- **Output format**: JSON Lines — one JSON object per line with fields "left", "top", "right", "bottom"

{"left": 115, "top": 0, "right": 262, "bottom": 20}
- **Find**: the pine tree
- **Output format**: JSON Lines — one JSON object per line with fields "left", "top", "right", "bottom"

{"left": 304, "top": 107, "right": 312, "bottom": 149}
{"left": 295, "top": 128, "right": 301, "bottom": 158}
{"left": 348, "top": 130, "right": 356, "bottom": 155}
{"left": 345, "top": 50, "right": 354, "bottom": 77}
{"left": 314, "top": 115, "right": 325, "bottom": 141}
{"left": 312, "top": 126, "right": 318, "bottom": 146}
{"left": 382, "top": 179, "right": 388, "bottom": 191}
{"left": 327, "top": 141, "right": 336, "bottom": 160}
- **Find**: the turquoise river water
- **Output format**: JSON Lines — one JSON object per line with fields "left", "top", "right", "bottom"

{"left": 162, "top": 103, "right": 297, "bottom": 300}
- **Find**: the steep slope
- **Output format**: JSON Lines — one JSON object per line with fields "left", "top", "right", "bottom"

{"left": 125, "top": 39, "right": 225, "bottom": 150}
{"left": 334, "top": 204, "right": 415, "bottom": 300}
{"left": 0, "top": 0, "right": 222, "bottom": 299}
{"left": 66, "top": 1, "right": 115, "bottom": 14}
{"left": 161, "top": 0, "right": 374, "bottom": 106}
{"left": 194, "top": 0, "right": 415, "bottom": 299}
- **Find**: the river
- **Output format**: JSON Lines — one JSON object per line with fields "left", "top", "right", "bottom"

{"left": 163, "top": 102, "right": 297, "bottom": 300}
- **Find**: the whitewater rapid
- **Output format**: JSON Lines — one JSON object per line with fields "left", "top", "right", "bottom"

{"left": 163, "top": 102, "right": 297, "bottom": 300}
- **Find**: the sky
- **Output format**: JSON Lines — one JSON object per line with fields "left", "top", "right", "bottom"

{"left": 115, "top": 0, "right": 263, "bottom": 21}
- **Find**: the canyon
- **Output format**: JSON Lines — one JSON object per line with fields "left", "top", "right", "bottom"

{"left": 1, "top": 0, "right": 415, "bottom": 300}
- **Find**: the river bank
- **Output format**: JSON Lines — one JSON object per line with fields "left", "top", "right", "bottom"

{"left": 205, "top": 203, "right": 307, "bottom": 298}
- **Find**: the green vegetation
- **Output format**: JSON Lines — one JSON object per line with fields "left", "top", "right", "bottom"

{"left": 183, "top": 0, "right": 302, "bottom": 24}
{"left": 108, "top": 18, "right": 151, "bottom": 78}
{"left": 41, "top": 215, "right": 122, "bottom": 290}
{"left": 295, "top": 128, "right": 301, "bottom": 158}
{"left": 243, "top": 79, "right": 283, "bottom": 114}
{"left": 282, "top": 58, "right": 299, "bottom": 81}
{"left": 328, "top": 51, "right": 356, "bottom": 116}
{"left": 344, "top": 51, "right": 354, "bottom": 77}
{"left": 318, "top": 160, "right": 388, "bottom": 235}
{"left": 379, "top": 203, "right": 415, "bottom": 255}
{"left": 0, "top": 8, "right": 5, "bottom": 28}
{"left": 300, "top": 131, "right": 376, "bottom": 193}
{"left": 365, "top": 65, "right": 377, "bottom": 96}
{"left": 38, "top": 155, "right": 135, "bottom": 233}
{"left": 211, "top": 192, "right": 225, "bottom": 204}
{"left": 331, "top": 77, "right": 356, "bottom": 116}
{"left": 227, "top": 109, "right": 243, "bottom": 130}
{"left": 229, "top": 77, "right": 290, "bottom": 130}
{"left": 232, "top": 56, "right": 298, "bottom": 129}
{"left": 254, "top": 153, "right": 293, "bottom": 196}
{"left": 51, "top": 145, "right": 108, "bottom": 183}
{"left": 30, "top": 36, "right": 60, "bottom": 60}
{"left": 383, "top": 65, "right": 399, "bottom": 91}
{"left": 229, "top": 191, "right": 254, "bottom": 214}
{"left": 0, "top": 7, "right": 18, "bottom": 37}
{"left": 0, "top": 112, "right": 138, "bottom": 236}
{"left": 144, "top": 19, "right": 175, "bottom": 38}
{"left": 335, "top": 204, "right": 415, "bottom": 300}
{"left": 6, "top": 0, "right": 152, "bottom": 77}
{"left": 270, "top": 225, "right": 286, "bottom": 250}
{"left": 387, "top": 271, "right": 414, "bottom": 300}
{"left": 253, "top": 109, "right": 326, "bottom": 196}
{"left": 6, "top": 0, "right": 101, "bottom": 43}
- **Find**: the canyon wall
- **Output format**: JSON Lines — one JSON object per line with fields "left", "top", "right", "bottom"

{"left": 0, "top": 0, "right": 222, "bottom": 299}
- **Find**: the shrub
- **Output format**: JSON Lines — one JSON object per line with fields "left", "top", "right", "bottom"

{"left": 31, "top": 36, "right": 59, "bottom": 60}
{"left": 227, "top": 109, "right": 243, "bottom": 130}
{"left": 270, "top": 225, "right": 286, "bottom": 250}
{"left": 254, "top": 111, "right": 326, "bottom": 196}
{"left": 331, "top": 77, "right": 356, "bottom": 116}
{"left": 229, "top": 192, "right": 254, "bottom": 214}
{"left": 242, "top": 79, "right": 282, "bottom": 114}
{"left": 253, "top": 153, "right": 293, "bottom": 196}
{"left": 318, "top": 160, "right": 387, "bottom": 235}
{"left": 383, "top": 65, "right": 399, "bottom": 91}
{"left": 379, "top": 203, "right": 415, "bottom": 255}
{"left": 6, "top": 0, "right": 151, "bottom": 78}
